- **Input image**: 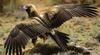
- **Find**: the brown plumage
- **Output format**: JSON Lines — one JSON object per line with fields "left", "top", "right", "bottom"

{"left": 4, "top": 4, "right": 98, "bottom": 55}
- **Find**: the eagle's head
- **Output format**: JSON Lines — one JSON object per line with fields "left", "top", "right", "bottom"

{"left": 23, "top": 4, "right": 38, "bottom": 17}
{"left": 23, "top": 4, "right": 37, "bottom": 12}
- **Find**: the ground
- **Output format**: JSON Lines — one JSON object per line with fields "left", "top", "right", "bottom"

{"left": 0, "top": 6, "right": 100, "bottom": 55}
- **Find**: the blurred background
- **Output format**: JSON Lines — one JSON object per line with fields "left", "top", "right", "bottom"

{"left": 0, "top": 0, "right": 100, "bottom": 55}
{"left": 0, "top": 0, "right": 100, "bottom": 15}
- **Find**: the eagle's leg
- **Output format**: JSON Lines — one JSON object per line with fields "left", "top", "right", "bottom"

{"left": 39, "top": 34, "right": 48, "bottom": 43}
{"left": 32, "top": 37, "right": 37, "bottom": 46}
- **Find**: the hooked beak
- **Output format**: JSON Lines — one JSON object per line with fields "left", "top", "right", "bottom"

{"left": 23, "top": 5, "right": 27, "bottom": 9}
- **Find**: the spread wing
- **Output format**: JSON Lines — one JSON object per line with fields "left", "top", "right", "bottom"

{"left": 4, "top": 19, "right": 49, "bottom": 55}
{"left": 4, "top": 26, "right": 30, "bottom": 55}
{"left": 43, "top": 4, "right": 98, "bottom": 28}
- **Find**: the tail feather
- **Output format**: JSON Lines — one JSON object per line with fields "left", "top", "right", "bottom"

{"left": 55, "top": 30, "right": 70, "bottom": 43}
{"left": 48, "top": 30, "right": 70, "bottom": 51}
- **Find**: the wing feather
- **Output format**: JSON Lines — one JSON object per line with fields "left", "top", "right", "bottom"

{"left": 4, "top": 26, "right": 30, "bottom": 55}
{"left": 44, "top": 4, "right": 98, "bottom": 28}
{"left": 4, "top": 19, "right": 49, "bottom": 55}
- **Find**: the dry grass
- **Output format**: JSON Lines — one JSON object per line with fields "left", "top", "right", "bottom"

{"left": 0, "top": 6, "right": 100, "bottom": 55}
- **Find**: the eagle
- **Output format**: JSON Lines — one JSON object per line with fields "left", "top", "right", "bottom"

{"left": 4, "top": 4, "right": 98, "bottom": 55}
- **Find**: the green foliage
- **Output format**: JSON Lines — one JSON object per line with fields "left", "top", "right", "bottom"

{"left": 95, "top": 34, "right": 100, "bottom": 42}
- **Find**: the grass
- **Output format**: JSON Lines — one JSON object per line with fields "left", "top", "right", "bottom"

{"left": 0, "top": 7, "right": 100, "bottom": 55}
